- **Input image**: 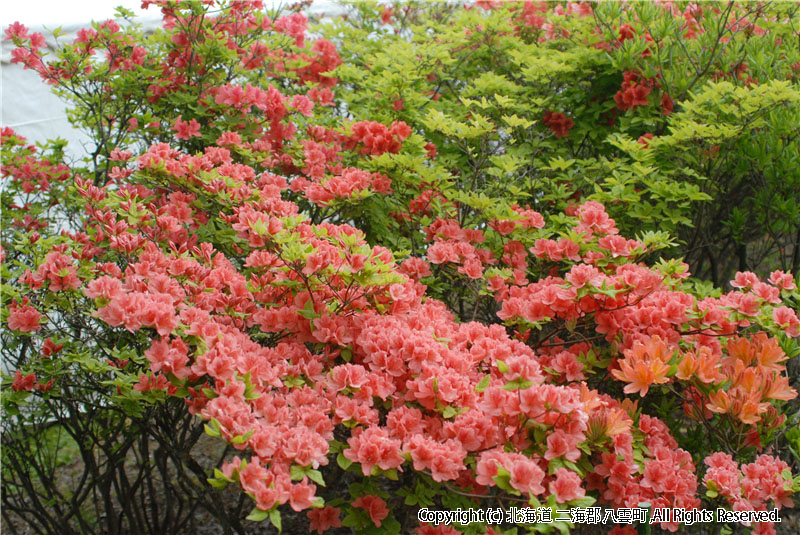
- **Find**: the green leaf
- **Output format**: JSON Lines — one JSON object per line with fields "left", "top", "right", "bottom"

{"left": 337, "top": 452, "right": 353, "bottom": 470}
{"left": 269, "top": 509, "right": 282, "bottom": 533}
{"left": 306, "top": 469, "right": 325, "bottom": 487}
{"left": 213, "top": 467, "right": 234, "bottom": 482}
{"left": 502, "top": 378, "right": 532, "bottom": 391}
{"left": 290, "top": 464, "right": 305, "bottom": 481}
{"left": 246, "top": 507, "right": 269, "bottom": 522}
{"left": 298, "top": 298, "right": 319, "bottom": 320}
{"left": 474, "top": 374, "right": 491, "bottom": 393}
{"left": 207, "top": 477, "right": 228, "bottom": 489}
{"left": 231, "top": 429, "right": 254, "bottom": 445}
{"left": 204, "top": 419, "right": 221, "bottom": 437}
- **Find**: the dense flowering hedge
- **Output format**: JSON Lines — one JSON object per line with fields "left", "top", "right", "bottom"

{"left": 323, "top": 0, "right": 800, "bottom": 286}
{"left": 2, "top": 2, "right": 799, "bottom": 535}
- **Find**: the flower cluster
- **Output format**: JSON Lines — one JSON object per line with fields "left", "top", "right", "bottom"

{"left": 704, "top": 453, "right": 793, "bottom": 535}
{"left": 347, "top": 120, "right": 412, "bottom": 155}
{"left": 614, "top": 71, "right": 652, "bottom": 111}
{"left": 542, "top": 110, "right": 574, "bottom": 138}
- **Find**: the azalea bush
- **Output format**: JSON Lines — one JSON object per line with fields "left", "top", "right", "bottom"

{"left": 2, "top": 2, "right": 799, "bottom": 535}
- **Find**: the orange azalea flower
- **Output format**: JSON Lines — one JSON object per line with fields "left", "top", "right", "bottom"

{"left": 736, "top": 395, "right": 769, "bottom": 425}
{"left": 708, "top": 388, "right": 773, "bottom": 425}
{"left": 725, "top": 336, "right": 755, "bottom": 367}
{"left": 755, "top": 335, "right": 788, "bottom": 371}
{"left": 611, "top": 354, "right": 670, "bottom": 397}
{"left": 631, "top": 335, "right": 672, "bottom": 363}
{"left": 694, "top": 347, "right": 725, "bottom": 384}
{"left": 762, "top": 373, "right": 797, "bottom": 401}
{"left": 676, "top": 351, "right": 697, "bottom": 380}
{"left": 724, "top": 334, "right": 787, "bottom": 371}
{"left": 604, "top": 407, "right": 633, "bottom": 436}
{"left": 707, "top": 390, "right": 732, "bottom": 415}
{"left": 580, "top": 383, "right": 604, "bottom": 413}
{"left": 735, "top": 367, "right": 761, "bottom": 394}
{"left": 586, "top": 406, "right": 632, "bottom": 442}
{"left": 611, "top": 336, "right": 674, "bottom": 397}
